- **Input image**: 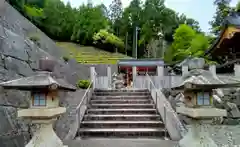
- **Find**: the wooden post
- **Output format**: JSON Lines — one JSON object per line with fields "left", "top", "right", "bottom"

{"left": 126, "top": 68, "right": 129, "bottom": 87}
{"left": 209, "top": 65, "right": 216, "bottom": 77}
{"left": 234, "top": 64, "right": 240, "bottom": 77}
{"left": 125, "top": 32, "right": 128, "bottom": 55}
{"left": 107, "top": 66, "right": 111, "bottom": 89}
{"left": 90, "top": 66, "right": 96, "bottom": 89}
{"left": 157, "top": 66, "right": 164, "bottom": 89}
{"left": 182, "top": 65, "right": 188, "bottom": 76}
{"left": 147, "top": 77, "right": 150, "bottom": 90}
{"left": 132, "top": 66, "right": 137, "bottom": 88}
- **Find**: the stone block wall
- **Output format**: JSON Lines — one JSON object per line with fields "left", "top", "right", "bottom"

{"left": 0, "top": 2, "right": 88, "bottom": 147}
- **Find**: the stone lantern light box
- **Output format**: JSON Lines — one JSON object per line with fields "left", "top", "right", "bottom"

{"left": 0, "top": 71, "right": 76, "bottom": 117}
{"left": 180, "top": 82, "right": 213, "bottom": 108}
{"left": 172, "top": 69, "right": 240, "bottom": 118}
{"left": 0, "top": 58, "right": 76, "bottom": 108}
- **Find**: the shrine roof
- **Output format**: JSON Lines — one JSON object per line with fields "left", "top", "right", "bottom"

{"left": 0, "top": 71, "right": 76, "bottom": 91}
{"left": 118, "top": 59, "right": 164, "bottom": 67}
{"left": 205, "top": 12, "right": 240, "bottom": 55}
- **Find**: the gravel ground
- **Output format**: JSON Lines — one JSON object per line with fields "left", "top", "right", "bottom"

{"left": 185, "top": 125, "right": 240, "bottom": 147}
{"left": 64, "top": 139, "right": 177, "bottom": 147}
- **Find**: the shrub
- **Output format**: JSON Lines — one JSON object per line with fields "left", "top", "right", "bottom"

{"left": 29, "top": 35, "right": 40, "bottom": 42}
{"left": 76, "top": 80, "right": 91, "bottom": 89}
{"left": 23, "top": 5, "right": 43, "bottom": 17}
{"left": 93, "top": 29, "right": 124, "bottom": 53}
{"left": 62, "top": 56, "right": 69, "bottom": 62}
{"left": 29, "top": 35, "right": 41, "bottom": 47}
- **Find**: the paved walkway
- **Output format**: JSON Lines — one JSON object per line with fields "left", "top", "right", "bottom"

{"left": 64, "top": 138, "right": 177, "bottom": 147}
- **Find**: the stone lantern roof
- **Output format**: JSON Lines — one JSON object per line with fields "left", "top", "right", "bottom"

{"left": 176, "top": 57, "right": 205, "bottom": 70}
{"left": 172, "top": 69, "right": 240, "bottom": 90}
{"left": 0, "top": 71, "right": 76, "bottom": 91}
{"left": 0, "top": 58, "right": 76, "bottom": 91}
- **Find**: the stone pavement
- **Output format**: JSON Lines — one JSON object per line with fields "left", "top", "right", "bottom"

{"left": 64, "top": 138, "right": 177, "bottom": 147}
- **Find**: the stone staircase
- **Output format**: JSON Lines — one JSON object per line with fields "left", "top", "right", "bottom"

{"left": 77, "top": 89, "right": 169, "bottom": 139}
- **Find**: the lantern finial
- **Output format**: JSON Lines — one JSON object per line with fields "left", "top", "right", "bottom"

{"left": 39, "top": 57, "right": 56, "bottom": 72}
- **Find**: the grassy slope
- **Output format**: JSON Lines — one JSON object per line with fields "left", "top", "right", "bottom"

{"left": 56, "top": 42, "right": 131, "bottom": 64}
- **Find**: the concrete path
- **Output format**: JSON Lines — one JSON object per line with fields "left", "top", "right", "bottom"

{"left": 64, "top": 138, "right": 177, "bottom": 147}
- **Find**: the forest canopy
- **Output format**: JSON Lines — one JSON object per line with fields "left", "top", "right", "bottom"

{"left": 7, "top": 0, "right": 239, "bottom": 64}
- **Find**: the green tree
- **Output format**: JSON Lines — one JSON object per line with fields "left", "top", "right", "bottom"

{"left": 7, "top": 0, "right": 202, "bottom": 60}
{"left": 93, "top": 29, "right": 124, "bottom": 53}
{"left": 25, "top": 0, "right": 46, "bottom": 8}
{"left": 109, "top": 0, "right": 123, "bottom": 36}
{"left": 99, "top": 4, "right": 109, "bottom": 18}
{"left": 71, "top": 5, "right": 109, "bottom": 45}
{"left": 7, "top": 0, "right": 25, "bottom": 12}
{"left": 236, "top": 1, "right": 240, "bottom": 11}
{"left": 87, "top": 0, "right": 93, "bottom": 7}
{"left": 172, "top": 24, "right": 196, "bottom": 52}
{"left": 210, "top": 0, "right": 232, "bottom": 35}
{"left": 165, "top": 24, "right": 209, "bottom": 62}
{"left": 41, "top": 0, "right": 73, "bottom": 40}
{"left": 140, "top": 0, "right": 166, "bottom": 45}
{"left": 128, "top": 0, "right": 142, "bottom": 57}
{"left": 188, "top": 33, "right": 209, "bottom": 57}
{"left": 140, "top": 0, "right": 174, "bottom": 58}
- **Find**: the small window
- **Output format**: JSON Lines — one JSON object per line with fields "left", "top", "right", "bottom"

{"left": 33, "top": 93, "right": 46, "bottom": 106}
{"left": 197, "top": 92, "right": 210, "bottom": 106}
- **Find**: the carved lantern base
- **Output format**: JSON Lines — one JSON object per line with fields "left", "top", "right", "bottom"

{"left": 25, "top": 118, "right": 67, "bottom": 147}
{"left": 179, "top": 120, "right": 217, "bottom": 147}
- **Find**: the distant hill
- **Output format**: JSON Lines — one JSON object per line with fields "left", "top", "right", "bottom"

{"left": 57, "top": 42, "right": 132, "bottom": 64}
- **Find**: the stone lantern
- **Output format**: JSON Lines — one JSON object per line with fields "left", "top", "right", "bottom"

{"left": 172, "top": 69, "right": 240, "bottom": 147}
{"left": 0, "top": 59, "right": 76, "bottom": 147}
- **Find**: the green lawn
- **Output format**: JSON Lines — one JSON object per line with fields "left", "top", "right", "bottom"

{"left": 56, "top": 42, "right": 131, "bottom": 64}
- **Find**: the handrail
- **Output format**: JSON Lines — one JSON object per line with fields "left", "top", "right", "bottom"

{"left": 76, "top": 70, "right": 97, "bottom": 110}
{"left": 65, "top": 79, "right": 94, "bottom": 140}
{"left": 65, "top": 70, "right": 97, "bottom": 140}
{"left": 76, "top": 80, "right": 93, "bottom": 110}
{"left": 145, "top": 73, "right": 187, "bottom": 138}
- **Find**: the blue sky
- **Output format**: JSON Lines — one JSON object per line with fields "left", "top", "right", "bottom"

{"left": 62, "top": 0, "right": 239, "bottom": 33}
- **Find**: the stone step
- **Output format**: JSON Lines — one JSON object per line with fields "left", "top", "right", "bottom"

{"left": 90, "top": 99, "right": 153, "bottom": 104}
{"left": 94, "top": 92, "right": 150, "bottom": 96}
{"left": 78, "top": 128, "right": 167, "bottom": 138}
{"left": 83, "top": 114, "right": 161, "bottom": 121}
{"left": 90, "top": 104, "right": 155, "bottom": 109}
{"left": 80, "top": 120, "right": 164, "bottom": 128}
{"left": 94, "top": 89, "right": 148, "bottom": 92}
{"left": 91, "top": 95, "right": 150, "bottom": 100}
{"left": 65, "top": 138, "right": 177, "bottom": 147}
{"left": 86, "top": 108, "right": 157, "bottom": 114}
